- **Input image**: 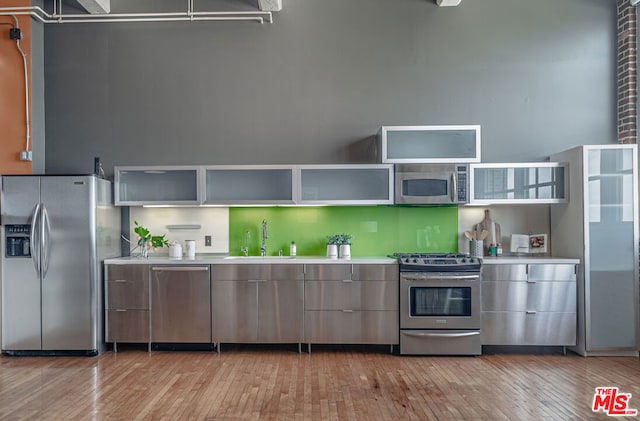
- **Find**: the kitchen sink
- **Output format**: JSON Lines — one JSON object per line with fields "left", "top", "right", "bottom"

{"left": 224, "top": 256, "right": 296, "bottom": 260}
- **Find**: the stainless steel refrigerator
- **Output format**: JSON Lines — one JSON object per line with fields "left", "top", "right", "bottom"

{"left": 1, "top": 175, "right": 121, "bottom": 356}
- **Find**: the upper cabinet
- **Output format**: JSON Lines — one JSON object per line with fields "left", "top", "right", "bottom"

{"left": 115, "top": 166, "right": 201, "bottom": 206}
{"left": 378, "top": 125, "right": 481, "bottom": 163}
{"left": 202, "top": 166, "right": 295, "bottom": 205}
{"left": 470, "top": 163, "right": 568, "bottom": 205}
{"left": 297, "top": 165, "right": 394, "bottom": 205}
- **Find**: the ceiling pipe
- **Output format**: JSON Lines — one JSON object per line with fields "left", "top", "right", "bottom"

{"left": 0, "top": 3, "right": 273, "bottom": 24}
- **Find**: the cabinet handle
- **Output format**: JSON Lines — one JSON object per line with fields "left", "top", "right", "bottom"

{"left": 248, "top": 279, "right": 267, "bottom": 283}
{"left": 115, "top": 309, "right": 127, "bottom": 312}
{"left": 152, "top": 266, "right": 209, "bottom": 272}
{"left": 114, "top": 279, "right": 128, "bottom": 283}
{"left": 342, "top": 309, "right": 354, "bottom": 313}
{"left": 342, "top": 279, "right": 353, "bottom": 283}
{"left": 526, "top": 280, "right": 537, "bottom": 283}
{"left": 526, "top": 310, "right": 537, "bottom": 315}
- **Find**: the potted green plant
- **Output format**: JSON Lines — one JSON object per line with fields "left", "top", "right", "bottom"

{"left": 337, "top": 234, "right": 352, "bottom": 260}
{"left": 326, "top": 235, "right": 340, "bottom": 259}
{"left": 134, "top": 220, "right": 169, "bottom": 258}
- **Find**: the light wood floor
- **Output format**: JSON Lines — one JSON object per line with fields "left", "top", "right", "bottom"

{"left": 0, "top": 346, "right": 639, "bottom": 420}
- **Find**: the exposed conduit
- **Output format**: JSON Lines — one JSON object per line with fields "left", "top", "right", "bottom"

{"left": 0, "top": 0, "right": 273, "bottom": 24}
{"left": 0, "top": 15, "right": 31, "bottom": 157}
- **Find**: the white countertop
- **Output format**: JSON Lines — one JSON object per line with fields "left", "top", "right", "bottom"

{"left": 104, "top": 255, "right": 398, "bottom": 265}
{"left": 481, "top": 256, "right": 580, "bottom": 265}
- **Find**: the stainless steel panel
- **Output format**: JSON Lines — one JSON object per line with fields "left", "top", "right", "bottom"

{"left": 1, "top": 177, "right": 42, "bottom": 350}
{"left": 528, "top": 264, "right": 576, "bottom": 281}
{"left": 304, "top": 264, "right": 351, "bottom": 281}
{"left": 106, "top": 310, "right": 150, "bottom": 343}
{"left": 304, "top": 280, "right": 398, "bottom": 311}
{"left": 151, "top": 266, "right": 211, "bottom": 343}
{"left": 481, "top": 312, "right": 576, "bottom": 346}
{"left": 351, "top": 264, "right": 398, "bottom": 282}
{"left": 40, "top": 176, "right": 97, "bottom": 350}
{"left": 400, "top": 329, "right": 481, "bottom": 355}
{"left": 482, "top": 281, "right": 576, "bottom": 312}
{"left": 258, "top": 280, "right": 303, "bottom": 343}
{"left": 211, "top": 280, "right": 257, "bottom": 342}
{"left": 106, "top": 265, "right": 150, "bottom": 310}
{"left": 304, "top": 310, "right": 398, "bottom": 344}
{"left": 213, "top": 263, "right": 304, "bottom": 281}
{"left": 482, "top": 264, "right": 527, "bottom": 281}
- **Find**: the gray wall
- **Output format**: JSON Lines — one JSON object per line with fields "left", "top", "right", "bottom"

{"left": 44, "top": 0, "right": 617, "bottom": 177}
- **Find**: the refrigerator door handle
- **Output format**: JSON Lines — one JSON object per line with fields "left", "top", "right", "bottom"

{"left": 30, "top": 202, "right": 41, "bottom": 275}
{"left": 41, "top": 205, "right": 51, "bottom": 280}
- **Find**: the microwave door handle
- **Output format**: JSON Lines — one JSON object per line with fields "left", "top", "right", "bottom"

{"left": 450, "top": 172, "right": 457, "bottom": 203}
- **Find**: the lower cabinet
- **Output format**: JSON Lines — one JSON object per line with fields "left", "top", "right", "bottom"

{"left": 304, "top": 264, "right": 399, "bottom": 345}
{"left": 211, "top": 264, "right": 304, "bottom": 344}
{"left": 105, "top": 264, "right": 150, "bottom": 346}
{"left": 481, "top": 263, "right": 577, "bottom": 346}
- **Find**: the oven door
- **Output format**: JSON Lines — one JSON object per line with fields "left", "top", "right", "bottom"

{"left": 400, "top": 273, "right": 480, "bottom": 330}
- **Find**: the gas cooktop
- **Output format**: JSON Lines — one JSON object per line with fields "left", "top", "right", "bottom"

{"left": 392, "top": 253, "right": 482, "bottom": 272}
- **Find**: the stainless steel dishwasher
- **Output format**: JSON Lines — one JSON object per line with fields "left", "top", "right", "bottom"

{"left": 151, "top": 266, "right": 211, "bottom": 343}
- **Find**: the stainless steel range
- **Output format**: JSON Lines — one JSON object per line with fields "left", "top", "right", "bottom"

{"left": 394, "top": 253, "right": 482, "bottom": 355}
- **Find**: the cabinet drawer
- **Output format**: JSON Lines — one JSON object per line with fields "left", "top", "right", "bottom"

{"left": 528, "top": 264, "right": 576, "bottom": 281}
{"left": 351, "top": 264, "right": 398, "bottom": 282}
{"left": 106, "top": 310, "right": 150, "bottom": 343}
{"left": 106, "top": 278, "right": 149, "bottom": 309}
{"left": 304, "top": 264, "right": 352, "bottom": 281}
{"left": 213, "top": 264, "right": 304, "bottom": 281}
{"left": 304, "top": 310, "right": 398, "bottom": 344}
{"left": 305, "top": 281, "right": 398, "bottom": 311}
{"left": 482, "top": 281, "right": 576, "bottom": 312}
{"left": 481, "top": 311, "right": 576, "bottom": 346}
{"left": 482, "top": 264, "right": 527, "bottom": 281}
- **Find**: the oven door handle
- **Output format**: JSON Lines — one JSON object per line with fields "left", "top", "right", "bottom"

{"left": 402, "top": 331, "right": 480, "bottom": 338}
{"left": 401, "top": 274, "right": 480, "bottom": 281}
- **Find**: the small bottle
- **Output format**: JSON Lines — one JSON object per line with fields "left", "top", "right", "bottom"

{"left": 496, "top": 243, "right": 503, "bottom": 256}
{"left": 290, "top": 241, "right": 296, "bottom": 256}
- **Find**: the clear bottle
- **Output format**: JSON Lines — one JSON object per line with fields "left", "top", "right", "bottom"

{"left": 290, "top": 241, "right": 296, "bottom": 256}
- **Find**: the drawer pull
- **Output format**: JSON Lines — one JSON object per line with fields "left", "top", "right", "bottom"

{"left": 526, "top": 310, "right": 537, "bottom": 315}
{"left": 342, "top": 309, "right": 354, "bottom": 313}
{"left": 114, "top": 279, "right": 128, "bottom": 283}
{"left": 152, "top": 266, "right": 209, "bottom": 272}
{"left": 526, "top": 280, "right": 537, "bottom": 284}
{"left": 115, "top": 309, "right": 127, "bottom": 312}
{"left": 248, "top": 279, "right": 267, "bottom": 283}
{"left": 341, "top": 279, "right": 353, "bottom": 283}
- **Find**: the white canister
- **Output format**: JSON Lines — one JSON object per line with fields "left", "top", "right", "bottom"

{"left": 326, "top": 244, "right": 338, "bottom": 259}
{"left": 185, "top": 240, "right": 196, "bottom": 258}
{"left": 339, "top": 244, "right": 351, "bottom": 260}
{"left": 169, "top": 242, "right": 183, "bottom": 258}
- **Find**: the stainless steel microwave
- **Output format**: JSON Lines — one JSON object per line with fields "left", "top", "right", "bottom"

{"left": 395, "top": 164, "right": 469, "bottom": 204}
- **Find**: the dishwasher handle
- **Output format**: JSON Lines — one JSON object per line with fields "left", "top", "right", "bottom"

{"left": 151, "top": 266, "right": 209, "bottom": 272}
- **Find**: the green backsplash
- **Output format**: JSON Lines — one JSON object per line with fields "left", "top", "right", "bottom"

{"left": 229, "top": 206, "right": 458, "bottom": 257}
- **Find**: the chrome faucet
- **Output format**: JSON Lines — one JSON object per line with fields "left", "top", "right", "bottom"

{"left": 241, "top": 231, "right": 250, "bottom": 256}
{"left": 260, "top": 219, "right": 268, "bottom": 257}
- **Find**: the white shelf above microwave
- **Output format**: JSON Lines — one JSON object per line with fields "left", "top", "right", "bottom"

{"left": 378, "top": 125, "right": 481, "bottom": 164}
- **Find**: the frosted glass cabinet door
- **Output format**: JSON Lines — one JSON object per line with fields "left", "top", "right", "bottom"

{"left": 203, "top": 166, "right": 295, "bottom": 205}
{"left": 585, "top": 147, "right": 639, "bottom": 351}
{"left": 470, "top": 163, "right": 568, "bottom": 204}
{"left": 298, "top": 165, "right": 393, "bottom": 204}
{"left": 115, "top": 167, "right": 200, "bottom": 205}
{"left": 379, "top": 125, "right": 481, "bottom": 163}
